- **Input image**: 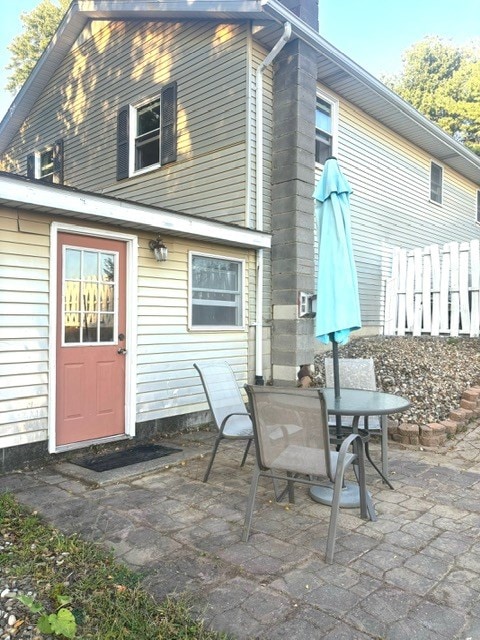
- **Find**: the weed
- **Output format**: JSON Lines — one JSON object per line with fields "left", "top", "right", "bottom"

{"left": 17, "top": 593, "right": 77, "bottom": 638}
{"left": 1, "top": 492, "right": 228, "bottom": 639}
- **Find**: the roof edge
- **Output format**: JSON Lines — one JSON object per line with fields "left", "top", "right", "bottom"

{"left": 0, "top": 0, "right": 266, "bottom": 154}
{"left": 0, "top": 172, "right": 271, "bottom": 249}
{"left": 262, "top": 0, "right": 480, "bottom": 174}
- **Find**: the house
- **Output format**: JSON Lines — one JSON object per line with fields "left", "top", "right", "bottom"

{"left": 1, "top": 0, "right": 479, "bottom": 470}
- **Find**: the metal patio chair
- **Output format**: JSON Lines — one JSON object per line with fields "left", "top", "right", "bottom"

{"left": 325, "top": 357, "right": 391, "bottom": 485}
{"left": 194, "top": 361, "right": 253, "bottom": 482}
{"left": 242, "top": 385, "right": 371, "bottom": 564}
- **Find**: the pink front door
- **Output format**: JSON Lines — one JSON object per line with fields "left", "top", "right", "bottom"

{"left": 56, "top": 233, "right": 127, "bottom": 448}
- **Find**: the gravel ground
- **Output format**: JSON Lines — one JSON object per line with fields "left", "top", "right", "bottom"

{"left": 0, "top": 582, "right": 45, "bottom": 640}
{"left": 314, "top": 335, "right": 480, "bottom": 424}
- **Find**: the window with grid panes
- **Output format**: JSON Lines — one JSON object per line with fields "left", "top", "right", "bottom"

{"left": 190, "top": 254, "right": 243, "bottom": 328}
{"left": 430, "top": 162, "right": 443, "bottom": 204}
{"left": 315, "top": 97, "right": 333, "bottom": 164}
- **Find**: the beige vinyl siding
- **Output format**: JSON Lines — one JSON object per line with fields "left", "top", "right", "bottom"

{"left": 135, "top": 235, "right": 253, "bottom": 423}
{"left": 0, "top": 207, "right": 50, "bottom": 449}
{"left": 325, "top": 91, "right": 480, "bottom": 329}
{"left": 4, "top": 19, "right": 250, "bottom": 226}
{"left": 0, "top": 207, "right": 256, "bottom": 448}
{"left": 250, "top": 38, "right": 273, "bottom": 323}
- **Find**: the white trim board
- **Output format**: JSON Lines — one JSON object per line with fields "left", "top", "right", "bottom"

{"left": 0, "top": 173, "right": 271, "bottom": 250}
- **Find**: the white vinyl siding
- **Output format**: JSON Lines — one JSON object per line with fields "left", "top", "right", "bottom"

{"left": 0, "top": 206, "right": 255, "bottom": 448}
{"left": 135, "top": 236, "right": 252, "bottom": 423}
{"left": 5, "top": 20, "right": 249, "bottom": 226}
{"left": 324, "top": 91, "right": 480, "bottom": 332}
{"left": 250, "top": 38, "right": 273, "bottom": 324}
{"left": 0, "top": 207, "right": 50, "bottom": 449}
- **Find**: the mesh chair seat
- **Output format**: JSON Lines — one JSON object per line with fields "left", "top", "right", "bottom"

{"left": 324, "top": 357, "right": 390, "bottom": 483}
{"left": 243, "top": 385, "right": 373, "bottom": 563}
{"left": 270, "top": 444, "right": 355, "bottom": 478}
{"left": 194, "top": 361, "right": 253, "bottom": 482}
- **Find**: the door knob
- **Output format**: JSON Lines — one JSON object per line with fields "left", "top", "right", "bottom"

{"left": 117, "top": 348, "right": 127, "bottom": 355}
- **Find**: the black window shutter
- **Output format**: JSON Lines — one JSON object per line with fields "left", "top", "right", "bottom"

{"left": 117, "top": 105, "right": 130, "bottom": 180}
{"left": 53, "top": 139, "right": 64, "bottom": 184}
{"left": 161, "top": 82, "right": 177, "bottom": 165}
{"left": 26, "top": 153, "right": 35, "bottom": 179}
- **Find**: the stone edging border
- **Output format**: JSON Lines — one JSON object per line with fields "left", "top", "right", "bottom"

{"left": 388, "top": 385, "right": 480, "bottom": 448}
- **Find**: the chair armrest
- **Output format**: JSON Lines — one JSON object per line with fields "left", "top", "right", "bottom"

{"left": 220, "top": 412, "right": 251, "bottom": 433}
{"left": 336, "top": 432, "right": 362, "bottom": 469}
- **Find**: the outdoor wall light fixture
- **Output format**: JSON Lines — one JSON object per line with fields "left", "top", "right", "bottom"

{"left": 148, "top": 235, "right": 168, "bottom": 262}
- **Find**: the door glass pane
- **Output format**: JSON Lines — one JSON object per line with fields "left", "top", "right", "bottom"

{"left": 82, "top": 282, "right": 98, "bottom": 313}
{"left": 64, "top": 281, "right": 80, "bottom": 313}
{"left": 83, "top": 251, "right": 98, "bottom": 281}
{"left": 101, "top": 254, "right": 115, "bottom": 281}
{"left": 65, "top": 314, "right": 80, "bottom": 343}
{"left": 63, "top": 246, "right": 118, "bottom": 344}
{"left": 83, "top": 313, "right": 98, "bottom": 342}
{"left": 99, "top": 284, "right": 114, "bottom": 312}
{"left": 65, "top": 249, "right": 81, "bottom": 279}
{"left": 100, "top": 314, "right": 114, "bottom": 342}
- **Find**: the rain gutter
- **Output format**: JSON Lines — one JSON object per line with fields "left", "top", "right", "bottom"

{"left": 253, "top": 21, "right": 291, "bottom": 384}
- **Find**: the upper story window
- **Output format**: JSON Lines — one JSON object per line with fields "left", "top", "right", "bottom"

{"left": 26, "top": 140, "right": 64, "bottom": 184}
{"left": 315, "top": 92, "right": 338, "bottom": 165}
{"left": 117, "top": 82, "right": 177, "bottom": 180}
{"left": 189, "top": 253, "right": 244, "bottom": 330}
{"left": 135, "top": 98, "right": 160, "bottom": 171}
{"left": 430, "top": 161, "right": 443, "bottom": 204}
{"left": 477, "top": 191, "right": 480, "bottom": 224}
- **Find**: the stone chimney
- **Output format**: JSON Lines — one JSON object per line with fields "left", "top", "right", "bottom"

{"left": 278, "top": 0, "right": 319, "bottom": 31}
{"left": 270, "top": 0, "right": 319, "bottom": 384}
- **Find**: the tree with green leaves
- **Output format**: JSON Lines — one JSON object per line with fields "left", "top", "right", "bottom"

{"left": 386, "top": 37, "right": 480, "bottom": 156}
{"left": 6, "top": 0, "right": 70, "bottom": 94}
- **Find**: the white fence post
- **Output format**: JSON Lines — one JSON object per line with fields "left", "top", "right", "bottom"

{"left": 430, "top": 244, "right": 441, "bottom": 336}
{"left": 471, "top": 239, "right": 480, "bottom": 338}
{"left": 384, "top": 240, "right": 480, "bottom": 337}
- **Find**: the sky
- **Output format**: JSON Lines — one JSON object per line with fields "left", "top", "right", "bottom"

{"left": 0, "top": 0, "right": 479, "bottom": 121}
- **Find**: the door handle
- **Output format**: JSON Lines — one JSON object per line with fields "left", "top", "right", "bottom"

{"left": 117, "top": 348, "right": 127, "bottom": 355}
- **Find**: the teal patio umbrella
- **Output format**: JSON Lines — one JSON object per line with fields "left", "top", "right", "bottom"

{"left": 311, "top": 157, "right": 363, "bottom": 508}
{"left": 314, "top": 157, "right": 361, "bottom": 400}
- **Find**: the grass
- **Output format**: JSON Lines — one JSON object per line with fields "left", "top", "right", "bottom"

{"left": 0, "top": 492, "right": 229, "bottom": 639}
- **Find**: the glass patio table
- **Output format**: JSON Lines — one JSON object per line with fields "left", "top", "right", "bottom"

{"left": 309, "top": 387, "right": 411, "bottom": 513}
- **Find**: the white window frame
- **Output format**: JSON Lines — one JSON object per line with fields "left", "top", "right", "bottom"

{"left": 476, "top": 190, "right": 480, "bottom": 224}
{"left": 129, "top": 97, "right": 161, "bottom": 177}
{"left": 430, "top": 161, "right": 443, "bottom": 205}
{"left": 39, "top": 148, "right": 55, "bottom": 181}
{"left": 32, "top": 147, "right": 55, "bottom": 181}
{"left": 315, "top": 88, "right": 339, "bottom": 166}
{"left": 48, "top": 222, "right": 138, "bottom": 453}
{"left": 188, "top": 251, "right": 246, "bottom": 331}
{"left": 61, "top": 245, "right": 120, "bottom": 347}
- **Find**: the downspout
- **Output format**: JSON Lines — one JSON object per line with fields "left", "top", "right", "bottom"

{"left": 254, "top": 21, "right": 292, "bottom": 384}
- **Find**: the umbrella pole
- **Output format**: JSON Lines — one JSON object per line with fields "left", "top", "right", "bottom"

{"left": 331, "top": 337, "right": 341, "bottom": 399}
{"left": 331, "top": 335, "right": 343, "bottom": 442}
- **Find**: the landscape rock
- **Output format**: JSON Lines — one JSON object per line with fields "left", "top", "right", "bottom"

{"left": 314, "top": 336, "right": 480, "bottom": 425}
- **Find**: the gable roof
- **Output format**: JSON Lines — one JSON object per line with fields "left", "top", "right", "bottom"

{"left": 0, "top": 171, "right": 271, "bottom": 249}
{"left": 1, "top": 0, "right": 479, "bottom": 185}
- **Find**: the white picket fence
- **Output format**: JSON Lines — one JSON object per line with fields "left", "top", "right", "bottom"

{"left": 384, "top": 240, "right": 480, "bottom": 337}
